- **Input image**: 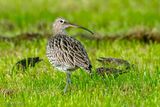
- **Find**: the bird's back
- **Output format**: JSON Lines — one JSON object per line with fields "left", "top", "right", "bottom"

{"left": 46, "top": 34, "right": 92, "bottom": 72}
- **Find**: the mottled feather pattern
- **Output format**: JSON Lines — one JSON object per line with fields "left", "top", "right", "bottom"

{"left": 46, "top": 34, "right": 92, "bottom": 72}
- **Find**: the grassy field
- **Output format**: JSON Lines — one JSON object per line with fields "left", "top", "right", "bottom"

{"left": 0, "top": 0, "right": 160, "bottom": 106}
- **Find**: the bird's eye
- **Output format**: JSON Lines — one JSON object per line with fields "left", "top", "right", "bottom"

{"left": 60, "top": 20, "right": 64, "bottom": 23}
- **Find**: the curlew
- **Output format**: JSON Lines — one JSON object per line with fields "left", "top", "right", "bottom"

{"left": 46, "top": 18, "right": 93, "bottom": 92}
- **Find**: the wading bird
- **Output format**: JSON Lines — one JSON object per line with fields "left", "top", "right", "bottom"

{"left": 46, "top": 18, "right": 93, "bottom": 93}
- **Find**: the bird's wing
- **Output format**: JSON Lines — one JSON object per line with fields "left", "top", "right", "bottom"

{"left": 47, "top": 34, "right": 92, "bottom": 71}
{"left": 60, "top": 35, "right": 91, "bottom": 70}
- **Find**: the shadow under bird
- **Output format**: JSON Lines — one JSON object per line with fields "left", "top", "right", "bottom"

{"left": 46, "top": 18, "right": 94, "bottom": 93}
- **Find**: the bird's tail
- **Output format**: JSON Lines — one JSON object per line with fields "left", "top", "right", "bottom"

{"left": 85, "top": 64, "right": 92, "bottom": 74}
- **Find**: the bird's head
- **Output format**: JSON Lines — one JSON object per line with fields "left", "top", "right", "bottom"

{"left": 53, "top": 18, "right": 94, "bottom": 35}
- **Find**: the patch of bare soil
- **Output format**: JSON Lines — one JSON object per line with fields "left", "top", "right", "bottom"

{"left": 0, "top": 20, "right": 15, "bottom": 31}
{"left": 0, "top": 27, "right": 160, "bottom": 43}
{"left": 0, "top": 32, "right": 51, "bottom": 43}
{"left": 77, "top": 27, "right": 160, "bottom": 43}
{"left": 0, "top": 87, "right": 16, "bottom": 97}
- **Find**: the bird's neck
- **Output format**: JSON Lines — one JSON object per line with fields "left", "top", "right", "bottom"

{"left": 53, "top": 29, "right": 67, "bottom": 36}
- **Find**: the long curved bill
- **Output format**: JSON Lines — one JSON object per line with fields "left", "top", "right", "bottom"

{"left": 64, "top": 22, "right": 94, "bottom": 35}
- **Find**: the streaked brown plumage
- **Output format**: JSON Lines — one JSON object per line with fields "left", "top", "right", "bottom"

{"left": 46, "top": 18, "right": 93, "bottom": 92}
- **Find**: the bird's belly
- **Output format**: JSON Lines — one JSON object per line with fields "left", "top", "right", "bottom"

{"left": 50, "top": 60, "right": 79, "bottom": 72}
{"left": 54, "top": 64, "right": 77, "bottom": 72}
{"left": 47, "top": 53, "right": 78, "bottom": 72}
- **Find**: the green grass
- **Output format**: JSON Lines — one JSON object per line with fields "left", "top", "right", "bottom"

{"left": 0, "top": 0, "right": 160, "bottom": 107}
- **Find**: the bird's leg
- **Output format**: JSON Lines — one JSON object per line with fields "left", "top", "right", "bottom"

{"left": 64, "top": 72, "right": 71, "bottom": 93}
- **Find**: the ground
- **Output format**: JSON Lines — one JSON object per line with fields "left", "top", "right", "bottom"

{"left": 0, "top": 0, "right": 160, "bottom": 107}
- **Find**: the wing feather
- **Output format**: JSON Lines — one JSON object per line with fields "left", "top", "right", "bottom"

{"left": 47, "top": 34, "right": 91, "bottom": 70}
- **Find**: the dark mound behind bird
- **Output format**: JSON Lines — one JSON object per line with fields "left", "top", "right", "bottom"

{"left": 12, "top": 57, "right": 43, "bottom": 71}
{"left": 96, "top": 57, "right": 133, "bottom": 76}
